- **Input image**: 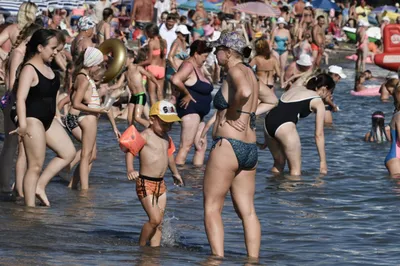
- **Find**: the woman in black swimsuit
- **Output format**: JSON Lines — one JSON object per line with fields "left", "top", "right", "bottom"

{"left": 10, "top": 29, "right": 75, "bottom": 207}
{"left": 170, "top": 40, "right": 213, "bottom": 166}
{"left": 263, "top": 73, "right": 335, "bottom": 176}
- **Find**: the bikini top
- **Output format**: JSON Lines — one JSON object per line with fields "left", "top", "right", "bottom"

{"left": 213, "top": 63, "right": 257, "bottom": 129}
{"left": 175, "top": 44, "right": 189, "bottom": 60}
{"left": 75, "top": 73, "right": 101, "bottom": 109}
{"left": 152, "top": 48, "right": 167, "bottom": 56}
{"left": 185, "top": 65, "right": 214, "bottom": 96}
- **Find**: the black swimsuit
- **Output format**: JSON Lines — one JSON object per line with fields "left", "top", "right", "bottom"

{"left": 176, "top": 65, "right": 213, "bottom": 120}
{"left": 264, "top": 96, "right": 320, "bottom": 138}
{"left": 11, "top": 63, "right": 60, "bottom": 131}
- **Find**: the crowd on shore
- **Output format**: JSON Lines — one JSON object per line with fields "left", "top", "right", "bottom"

{"left": 0, "top": 0, "right": 400, "bottom": 260}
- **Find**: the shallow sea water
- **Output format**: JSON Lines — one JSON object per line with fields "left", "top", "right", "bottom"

{"left": 1, "top": 59, "right": 400, "bottom": 265}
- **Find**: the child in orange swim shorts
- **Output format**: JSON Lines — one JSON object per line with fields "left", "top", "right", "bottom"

{"left": 125, "top": 100, "right": 184, "bottom": 247}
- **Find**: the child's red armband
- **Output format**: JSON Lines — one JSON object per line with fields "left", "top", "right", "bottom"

{"left": 119, "top": 125, "right": 146, "bottom": 156}
{"left": 168, "top": 137, "right": 176, "bottom": 157}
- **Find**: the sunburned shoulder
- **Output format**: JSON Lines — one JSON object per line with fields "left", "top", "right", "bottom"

{"left": 228, "top": 64, "right": 250, "bottom": 76}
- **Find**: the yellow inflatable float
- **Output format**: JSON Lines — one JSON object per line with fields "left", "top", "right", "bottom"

{"left": 98, "top": 38, "right": 127, "bottom": 83}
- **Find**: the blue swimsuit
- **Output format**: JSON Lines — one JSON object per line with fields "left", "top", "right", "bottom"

{"left": 385, "top": 128, "right": 400, "bottom": 164}
{"left": 274, "top": 36, "right": 288, "bottom": 55}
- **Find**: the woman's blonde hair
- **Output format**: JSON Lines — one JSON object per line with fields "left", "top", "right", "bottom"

{"left": 17, "top": 2, "right": 38, "bottom": 29}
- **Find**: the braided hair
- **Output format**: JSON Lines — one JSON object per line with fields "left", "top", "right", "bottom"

{"left": 4, "top": 23, "right": 41, "bottom": 78}
{"left": 17, "top": 2, "right": 37, "bottom": 30}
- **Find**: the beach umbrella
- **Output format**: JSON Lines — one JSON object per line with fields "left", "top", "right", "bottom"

{"left": 311, "top": 0, "right": 340, "bottom": 11}
{"left": 371, "top": 5, "right": 397, "bottom": 14}
{"left": 27, "top": 0, "right": 49, "bottom": 12}
{"left": 61, "top": 0, "right": 85, "bottom": 10}
{"left": 84, "top": 0, "right": 98, "bottom": 6}
{"left": 0, "top": 1, "right": 21, "bottom": 16}
{"left": 178, "top": 0, "right": 221, "bottom": 13}
{"left": 232, "top": 2, "right": 281, "bottom": 17}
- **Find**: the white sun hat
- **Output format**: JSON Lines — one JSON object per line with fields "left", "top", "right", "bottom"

{"left": 296, "top": 54, "right": 313, "bottom": 67}
{"left": 382, "top": 16, "right": 390, "bottom": 22}
{"left": 328, "top": 65, "right": 347, "bottom": 79}
{"left": 277, "top": 17, "right": 287, "bottom": 25}
{"left": 386, "top": 72, "right": 399, "bottom": 80}
{"left": 305, "top": 2, "right": 313, "bottom": 8}
{"left": 175, "top": 25, "right": 191, "bottom": 35}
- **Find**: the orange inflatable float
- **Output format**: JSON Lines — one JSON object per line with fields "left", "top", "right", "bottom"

{"left": 119, "top": 125, "right": 176, "bottom": 156}
{"left": 374, "top": 24, "right": 400, "bottom": 72}
{"left": 119, "top": 125, "right": 146, "bottom": 156}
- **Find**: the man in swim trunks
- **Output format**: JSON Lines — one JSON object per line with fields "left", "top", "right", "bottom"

{"left": 125, "top": 100, "right": 183, "bottom": 247}
{"left": 122, "top": 50, "right": 160, "bottom": 127}
{"left": 130, "top": 0, "right": 154, "bottom": 30}
{"left": 312, "top": 16, "right": 326, "bottom": 69}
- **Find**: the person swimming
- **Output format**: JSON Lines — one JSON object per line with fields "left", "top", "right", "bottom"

{"left": 364, "top": 111, "right": 390, "bottom": 143}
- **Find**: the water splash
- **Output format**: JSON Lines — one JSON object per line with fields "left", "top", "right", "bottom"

{"left": 161, "top": 214, "right": 180, "bottom": 247}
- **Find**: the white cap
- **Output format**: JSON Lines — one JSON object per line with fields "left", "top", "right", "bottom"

{"left": 358, "top": 20, "right": 370, "bottom": 27}
{"left": 383, "top": 16, "right": 390, "bottom": 22}
{"left": 111, "top": 0, "right": 119, "bottom": 4}
{"left": 328, "top": 65, "right": 347, "bottom": 79}
{"left": 296, "top": 54, "right": 313, "bottom": 67}
{"left": 386, "top": 72, "right": 399, "bottom": 80}
{"left": 305, "top": 2, "right": 313, "bottom": 8}
{"left": 277, "top": 17, "right": 287, "bottom": 25}
{"left": 175, "top": 25, "right": 190, "bottom": 35}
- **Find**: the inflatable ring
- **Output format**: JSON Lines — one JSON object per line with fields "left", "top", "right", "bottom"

{"left": 98, "top": 39, "right": 127, "bottom": 83}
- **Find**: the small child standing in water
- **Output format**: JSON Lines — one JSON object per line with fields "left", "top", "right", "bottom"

{"left": 124, "top": 100, "right": 184, "bottom": 247}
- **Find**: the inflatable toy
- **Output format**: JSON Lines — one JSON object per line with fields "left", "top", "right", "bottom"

{"left": 374, "top": 24, "right": 400, "bottom": 72}
{"left": 119, "top": 125, "right": 146, "bottom": 156}
{"left": 98, "top": 39, "right": 127, "bottom": 83}
{"left": 345, "top": 54, "right": 374, "bottom": 64}
{"left": 343, "top": 26, "right": 381, "bottom": 43}
{"left": 119, "top": 125, "right": 176, "bottom": 156}
{"left": 350, "top": 85, "right": 381, "bottom": 96}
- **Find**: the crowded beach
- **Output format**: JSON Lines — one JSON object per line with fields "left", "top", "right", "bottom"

{"left": 0, "top": 0, "right": 400, "bottom": 260}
